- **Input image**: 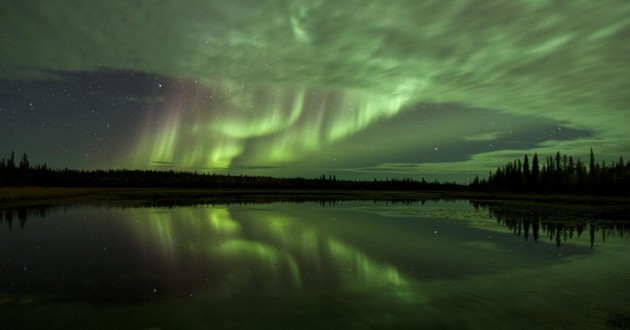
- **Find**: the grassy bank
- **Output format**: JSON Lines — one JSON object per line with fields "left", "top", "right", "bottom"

{"left": 0, "top": 187, "right": 104, "bottom": 204}
{"left": 1, "top": 186, "right": 628, "bottom": 208}
{"left": 443, "top": 190, "right": 630, "bottom": 204}
{"left": 0, "top": 187, "right": 442, "bottom": 208}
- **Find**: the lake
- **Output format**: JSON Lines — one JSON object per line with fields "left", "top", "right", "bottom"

{"left": 1, "top": 199, "right": 629, "bottom": 329}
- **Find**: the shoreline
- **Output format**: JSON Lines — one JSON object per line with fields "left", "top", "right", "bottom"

{"left": 0, "top": 187, "right": 442, "bottom": 207}
{"left": 1, "top": 186, "right": 628, "bottom": 208}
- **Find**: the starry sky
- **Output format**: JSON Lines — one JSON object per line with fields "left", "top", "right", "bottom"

{"left": 0, "top": 1, "right": 628, "bottom": 181}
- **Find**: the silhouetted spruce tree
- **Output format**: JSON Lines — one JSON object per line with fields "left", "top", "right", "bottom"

{"left": 19, "top": 153, "right": 29, "bottom": 170}
{"left": 556, "top": 153, "right": 566, "bottom": 189}
{"left": 589, "top": 148, "right": 595, "bottom": 173}
{"left": 555, "top": 151, "right": 562, "bottom": 174}
{"left": 7, "top": 151, "right": 15, "bottom": 170}
{"left": 589, "top": 147, "right": 596, "bottom": 188}
{"left": 523, "top": 154, "right": 530, "bottom": 180}
{"left": 531, "top": 153, "right": 540, "bottom": 190}
{"left": 479, "top": 149, "right": 629, "bottom": 194}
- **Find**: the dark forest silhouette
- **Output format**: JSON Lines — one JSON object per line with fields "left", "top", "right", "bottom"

{"left": 0, "top": 151, "right": 459, "bottom": 190}
{"left": 470, "top": 149, "right": 630, "bottom": 194}
{"left": 1, "top": 149, "right": 629, "bottom": 194}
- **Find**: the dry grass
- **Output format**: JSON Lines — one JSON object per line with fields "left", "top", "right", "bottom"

{"left": 0, "top": 187, "right": 442, "bottom": 208}
{"left": 1, "top": 186, "right": 628, "bottom": 209}
{"left": 0, "top": 187, "right": 100, "bottom": 201}
{"left": 444, "top": 190, "right": 630, "bottom": 204}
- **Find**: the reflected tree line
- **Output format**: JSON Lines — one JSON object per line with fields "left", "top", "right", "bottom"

{"left": 4, "top": 199, "right": 629, "bottom": 250}
{"left": 471, "top": 149, "right": 630, "bottom": 194}
{"left": 1, "top": 198, "right": 448, "bottom": 230}
{"left": 1, "top": 205, "right": 51, "bottom": 230}
{"left": 472, "top": 201, "right": 630, "bottom": 248}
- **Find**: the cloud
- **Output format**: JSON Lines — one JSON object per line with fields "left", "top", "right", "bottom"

{"left": 463, "top": 131, "right": 505, "bottom": 142}
{"left": 0, "top": 1, "right": 628, "bottom": 176}
{"left": 151, "top": 161, "right": 178, "bottom": 168}
{"left": 231, "top": 165, "right": 283, "bottom": 170}
{"left": 344, "top": 162, "right": 487, "bottom": 176}
{"left": 125, "top": 96, "right": 165, "bottom": 104}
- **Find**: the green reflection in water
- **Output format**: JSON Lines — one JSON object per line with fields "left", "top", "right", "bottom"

{"left": 2, "top": 201, "right": 629, "bottom": 329}
{"left": 214, "top": 239, "right": 302, "bottom": 290}
{"left": 129, "top": 204, "right": 414, "bottom": 301}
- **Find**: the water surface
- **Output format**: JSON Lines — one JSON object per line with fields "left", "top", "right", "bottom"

{"left": 1, "top": 200, "right": 629, "bottom": 329}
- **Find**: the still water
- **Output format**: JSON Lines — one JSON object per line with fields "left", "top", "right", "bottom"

{"left": 1, "top": 200, "right": 629, "bottom": 329}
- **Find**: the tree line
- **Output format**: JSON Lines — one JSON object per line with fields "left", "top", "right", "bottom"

{"left": 1, "top": 149, "right": 628, "bottom": 194}
{"left": 471, "top": 148, "right": 630, "bottom": 194}
{"left": 0, "top": 151, "right": 458, "bottom": 191}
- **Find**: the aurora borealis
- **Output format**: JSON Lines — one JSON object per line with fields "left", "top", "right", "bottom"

{"left": 1, "top": 1, "right": 628, "bottom": 181}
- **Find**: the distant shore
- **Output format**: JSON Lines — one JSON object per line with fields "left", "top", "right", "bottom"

{"left": 0, "top": 187, "right": 440, "bottom": 207}
{"left": 1, "top": 186, "right": 628, "bottom": 208}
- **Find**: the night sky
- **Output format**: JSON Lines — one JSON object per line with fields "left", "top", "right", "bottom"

{"left": 1, "top": 1, "right": 628, "bottom": 181}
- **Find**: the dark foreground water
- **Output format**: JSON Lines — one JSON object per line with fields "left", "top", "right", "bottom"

{"left": 1, "top": 200, "right": 629, "bottom": 329}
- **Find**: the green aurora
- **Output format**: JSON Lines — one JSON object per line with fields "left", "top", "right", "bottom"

{"left": 0, "top": 1, "right": 628, "bottom": 180}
